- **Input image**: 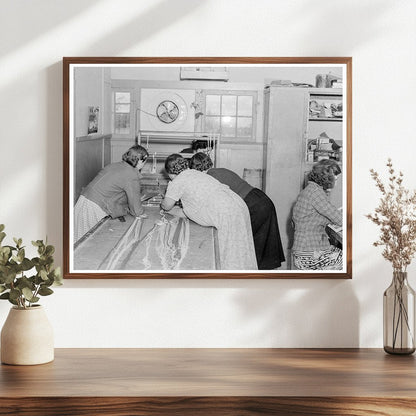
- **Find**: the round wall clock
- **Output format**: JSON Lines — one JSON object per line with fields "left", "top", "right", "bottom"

{"left": 156, "top": 100, "right": 180, "bottom": 124}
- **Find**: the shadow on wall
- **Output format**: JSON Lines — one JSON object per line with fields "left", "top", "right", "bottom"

{"left": 233, "top": 280, "right": 359, "bottom": 348}
{"left": 46, "top": 0, "right": 204, "bottom": 265}
{"left": 1, "top": 1, "right": 102, "bottom": 57}
{"left": 288, "top": 0, "right": 393, "bottom": 51}
{"left": 47, "top": 0, "right": 396, "bottom": 268}
{"left": 46, "top": 62, "right": 64, "bottom": 264}
{"left": 39, "top": 0, "right": 390, "bottom": 348}
{"left": 76, "top": 0, "right": 203, "bottom": 56}
{"left": 2, "top": 0, "right": 203, "bottom": 57}
{"left": 57, "top": 277, "right": 359, "bottom": 348}
{"left": 0, "top": 302, "right": 11, "bottom": 329}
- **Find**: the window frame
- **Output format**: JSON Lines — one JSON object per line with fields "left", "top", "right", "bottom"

{"left": 111, "top": 88, "right": 135, "bottom": 138}
{"left": 202, "top": 89, "right": 257, "bottom": 142}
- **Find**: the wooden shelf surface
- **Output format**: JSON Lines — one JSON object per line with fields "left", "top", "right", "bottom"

{"left": 1, "top": 348, "right": 416, "bottom": 415}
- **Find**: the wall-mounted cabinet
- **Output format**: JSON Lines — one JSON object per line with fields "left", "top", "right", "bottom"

{"left": 263, "top": 86, "right": 343, "bottom": 269}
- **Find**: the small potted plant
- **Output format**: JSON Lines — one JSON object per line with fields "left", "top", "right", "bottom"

{"left": 0, "top": 224, "right": 62, "bottom": 365}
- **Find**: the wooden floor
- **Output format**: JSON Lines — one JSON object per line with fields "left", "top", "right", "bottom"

{"left": 1, "top": 348, "right": 416, "bottom": 415}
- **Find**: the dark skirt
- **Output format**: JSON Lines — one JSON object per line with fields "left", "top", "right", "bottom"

{"left": 244, "top": 188, "right": 285, "bottom": 269}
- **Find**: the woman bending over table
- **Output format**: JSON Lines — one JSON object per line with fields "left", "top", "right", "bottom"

{"left": 74, "top": 145, "right": 148, "bottom": 243}
{"left": 189, "top": 153, "right": 285, "bottom": 270}
{"left": 161, "top": 154, "right": 257, "bottom": 270}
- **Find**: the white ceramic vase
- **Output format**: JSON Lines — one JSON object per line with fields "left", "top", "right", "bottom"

{"left": 1, "top": 305, "right": 54, "bottom": 365}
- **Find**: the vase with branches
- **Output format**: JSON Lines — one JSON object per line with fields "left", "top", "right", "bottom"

{"left": 367, "top": 159, "right": 416, "bottom": 354}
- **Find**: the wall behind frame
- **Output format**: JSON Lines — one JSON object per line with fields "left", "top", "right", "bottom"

{"left": 0, "top": 0, "right": 415, "bottom": 348}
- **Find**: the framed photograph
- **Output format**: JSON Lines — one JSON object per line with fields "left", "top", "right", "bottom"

{"left": 63, "top": 57, "right": 352, "bottom": 279}
{"left": 87, "top": 106, "right": 99, "bottom": 134}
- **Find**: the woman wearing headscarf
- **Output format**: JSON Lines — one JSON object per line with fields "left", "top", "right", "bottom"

{"left": 161, "top": 154, "right": 257, "bottom": 270}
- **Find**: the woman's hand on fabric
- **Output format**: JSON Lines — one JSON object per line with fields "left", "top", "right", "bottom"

{"left": 167, "top": 205, "right": 186, "bottom": 218}
{"left": 160, "top": 196, "right": 176, "bottom": 211}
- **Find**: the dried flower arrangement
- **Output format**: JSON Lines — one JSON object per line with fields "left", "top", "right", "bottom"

{"left": 366, "top": 159, "right": 416, "bottom": 272}
{"left": 367, "top": 159, "right": 416, "bottom": 354}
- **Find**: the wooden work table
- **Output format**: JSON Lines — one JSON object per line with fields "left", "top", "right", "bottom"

{"left": 1, "top": 348, "right": 415, "bottom": 415}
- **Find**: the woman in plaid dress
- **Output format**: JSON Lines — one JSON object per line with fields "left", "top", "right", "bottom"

{"left": 292, "top": 159, "right": 343, "bottom": 270}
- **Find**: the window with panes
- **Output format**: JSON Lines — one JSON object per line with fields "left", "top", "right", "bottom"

{"left": 112, "top": 91, "right": 131, "bottom": 135}
{"left": 203, "top": 91, "right": 257, "bottom": 141}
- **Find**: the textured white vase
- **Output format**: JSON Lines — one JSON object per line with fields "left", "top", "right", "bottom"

{"left": 1, "top": 305, "right": 54, "bottom": 365}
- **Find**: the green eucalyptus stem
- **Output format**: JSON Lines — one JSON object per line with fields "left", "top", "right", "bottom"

{"left": 0, "top": 224, "right": 62, "bottom": 308}
{"left": 18, "top": 293, "right": 25, "bottom": 309}
{"left": 31, "top": 284, "right": 41, "bottom": 307}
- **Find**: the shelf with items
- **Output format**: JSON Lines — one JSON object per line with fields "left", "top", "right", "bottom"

{"left": 309, "top": 117, "right": 342, "bottom": 122}
{"left": 305, "top": 91, "right": 343, "bottom": 164}
{"left": 308, "top": 92, "right": 343, "bottom": 121}
{"left": 304, "top": 90, "right": 344, "bottom": 209}
{"left": 305, "top": 132, "right": 343, "bottom": 163}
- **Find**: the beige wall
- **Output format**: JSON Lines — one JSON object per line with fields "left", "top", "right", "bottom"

{"left": 111, "top": 66, "right": 343, "bottom": 85}
{"left": 1, "top": 0, "right": 415, "bottom": 348}
{"left": 74, "top": 67, "right": 105, "bottom": 137}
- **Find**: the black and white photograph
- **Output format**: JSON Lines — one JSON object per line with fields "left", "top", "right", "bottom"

{"left": 63, "top": 58, "right": 351, "bottom": 278}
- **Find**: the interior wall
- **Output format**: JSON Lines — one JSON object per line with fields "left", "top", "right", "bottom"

{"left": 1, "top": 0, "right": 415, "bottom": 348}
{"left": 111, "top": 66, "right": 343, "bottom": 85}
{"left": 74, "top": 67, "right": 105, "bottom": 138}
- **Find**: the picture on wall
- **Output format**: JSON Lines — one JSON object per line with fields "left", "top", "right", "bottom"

{"left": 63, "top": 57, "right": 352, "bottom": 279}
{"left": 87, "top": 106, "right": 99, "bottom": 134}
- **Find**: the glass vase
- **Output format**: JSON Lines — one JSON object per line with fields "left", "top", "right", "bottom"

{"left": 383, "top": 271, "right": 415, "bottom": 355}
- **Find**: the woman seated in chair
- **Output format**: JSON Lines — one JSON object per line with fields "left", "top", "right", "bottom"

{"left": 291, "top": 159, "right": 343, "bottom": 270}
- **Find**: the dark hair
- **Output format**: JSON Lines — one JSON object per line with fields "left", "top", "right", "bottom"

{"left": 189, "top": 152, "right": 213, "bottom": 171}
{"left": 308, "top": 159, "right": 341, "bottom": 190}
{"left": 165, "top": 154, "right": 189, "bottom": 175}
{"left": 192, "top": 139, "right": 208, "bottom": 151}
{"left": 122, "top": 145, "right": 148, "bottom": 168}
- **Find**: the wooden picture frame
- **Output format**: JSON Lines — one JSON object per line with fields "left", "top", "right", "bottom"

{"left": 63, "top": 57, "right": 352, "bottom": 279}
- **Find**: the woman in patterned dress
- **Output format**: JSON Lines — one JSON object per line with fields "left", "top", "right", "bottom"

{"left": 291, "top": 159, "right": 343, "bottom": 270}
{"left": 161, "top": 154, "right": 257, "bottom": 270}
